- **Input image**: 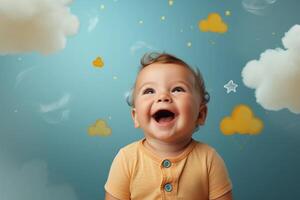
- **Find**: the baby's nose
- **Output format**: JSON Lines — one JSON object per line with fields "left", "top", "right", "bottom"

{"left": 157, "top": 94, "right": 172, "bottom": 103}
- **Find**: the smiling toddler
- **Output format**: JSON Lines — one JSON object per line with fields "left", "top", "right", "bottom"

{"left": 105, "top": 52, "right": 232, "bottom": 200}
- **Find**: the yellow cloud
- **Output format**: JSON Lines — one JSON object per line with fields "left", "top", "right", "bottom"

{"left": 199, "top": 13, "right": 228, "bottom": 33}
{"left": 92, "top": 56, "right": 104, "bottom": 68}
{"left": 220, "top": 105, "right": 263, "bottom": 135}
{"left": 88, "top": 119, "right": 112, "bottom": 136}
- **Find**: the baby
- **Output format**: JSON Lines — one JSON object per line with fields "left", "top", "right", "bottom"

{"left": 105, "top": 52, "right": 233, "bottom": 200}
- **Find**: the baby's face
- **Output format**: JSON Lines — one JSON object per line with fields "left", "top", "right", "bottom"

{"left": 131, "top": 63, "right": 207, "bottom": 143}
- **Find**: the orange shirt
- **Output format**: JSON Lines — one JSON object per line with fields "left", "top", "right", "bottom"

{"left": 105, "top": 139, "right": 232, "bottom": 200}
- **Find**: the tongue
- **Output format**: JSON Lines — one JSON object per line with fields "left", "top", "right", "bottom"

{"left": 158, "top": 116, "right": 173, "bottom": 124}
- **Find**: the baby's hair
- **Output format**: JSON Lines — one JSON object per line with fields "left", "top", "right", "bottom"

{"left": 126, "top": 52, "right": 210, "bottom": 107}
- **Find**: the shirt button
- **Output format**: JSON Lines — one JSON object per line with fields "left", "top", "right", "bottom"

{"left": 162, "top": 159, "right": 171, "bottom": 168}
{"left": 164, "top": 183, "right": 173, "bottom": 192}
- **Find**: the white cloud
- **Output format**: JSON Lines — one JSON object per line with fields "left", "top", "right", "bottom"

{"left": 39, "top": 93, "right": 71, "bottom": 113}
{"left": 88, "top": 16, "right": 98, "bottom": 32}
{"left": 42, "top": 109, "right": 70, "bottom": 124}
{"left": 242, "top": 24, "right": 300, "bottom": 114}
{"left": 130, "top": 41, "right": 156, "bottom": 55}
{"left": 0, "top": 154, "right": 78, "bottom": 200}
{"left": 0, "top": 0, "right": 79, "bottom": 55}
{"left": 39, "top": 94, "right": 71, "bottom": 124}
{"left": 242, "top": 0, "right": 277, "bottom": 15}
{"left": 15, "top": 66, "right": 35, "bottom": 88}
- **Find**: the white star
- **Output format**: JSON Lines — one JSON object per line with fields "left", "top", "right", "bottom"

{"left": 224, "top": 80, "right": 238, "bottom": 93}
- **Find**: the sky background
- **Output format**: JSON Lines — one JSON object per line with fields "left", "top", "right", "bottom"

{"left": 0, "top": 0, "right": 300, "bottom": 199}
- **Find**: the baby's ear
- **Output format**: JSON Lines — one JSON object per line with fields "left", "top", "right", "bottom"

{"left": 197, "top": 104, "right": 207, "bottom": 125}
{"left": 131, "top": 108, "right": 140, "bottom": 128}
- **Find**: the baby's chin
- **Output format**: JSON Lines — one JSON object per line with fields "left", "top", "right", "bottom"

{"left": 144, "top": 126, "right": 188, "bottom": 143}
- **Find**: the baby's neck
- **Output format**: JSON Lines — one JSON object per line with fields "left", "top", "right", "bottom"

{"left": 144, "top": 137, "right": 192, "bottom": 158}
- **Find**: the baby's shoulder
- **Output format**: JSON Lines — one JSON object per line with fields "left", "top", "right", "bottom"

{"left": 118, "top": 140, "right": 141, "bottom": 156}
{"left": 192, "top": 140, "right": 218, "bottom": 156}
{"left": 116, "top": 140, "right": 142, "bottom": 171}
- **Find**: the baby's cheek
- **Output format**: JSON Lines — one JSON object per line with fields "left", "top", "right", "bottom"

{"left": 182, "top": 97, "right": 197, "bottom": 110}
{"left": 137, "top": 105, "right": 151, "bottom": 120}
{"left": 179, "top": 106, "right": 194, "bottom": 124}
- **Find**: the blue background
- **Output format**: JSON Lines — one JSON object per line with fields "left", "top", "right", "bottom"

{"left": 1, "top": 0, "right": 300, "bottom": 199}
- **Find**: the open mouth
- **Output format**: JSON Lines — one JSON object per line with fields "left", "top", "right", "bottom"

{"left": 152, "top": 109, "right": 175, "bottom": 124}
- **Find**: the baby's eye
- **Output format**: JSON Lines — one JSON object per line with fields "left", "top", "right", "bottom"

{"left": 172, "top": 86, "right": 185, "bottom": 93}
{"left": 142, "top": 88, "right": 155, "bottom": 94}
